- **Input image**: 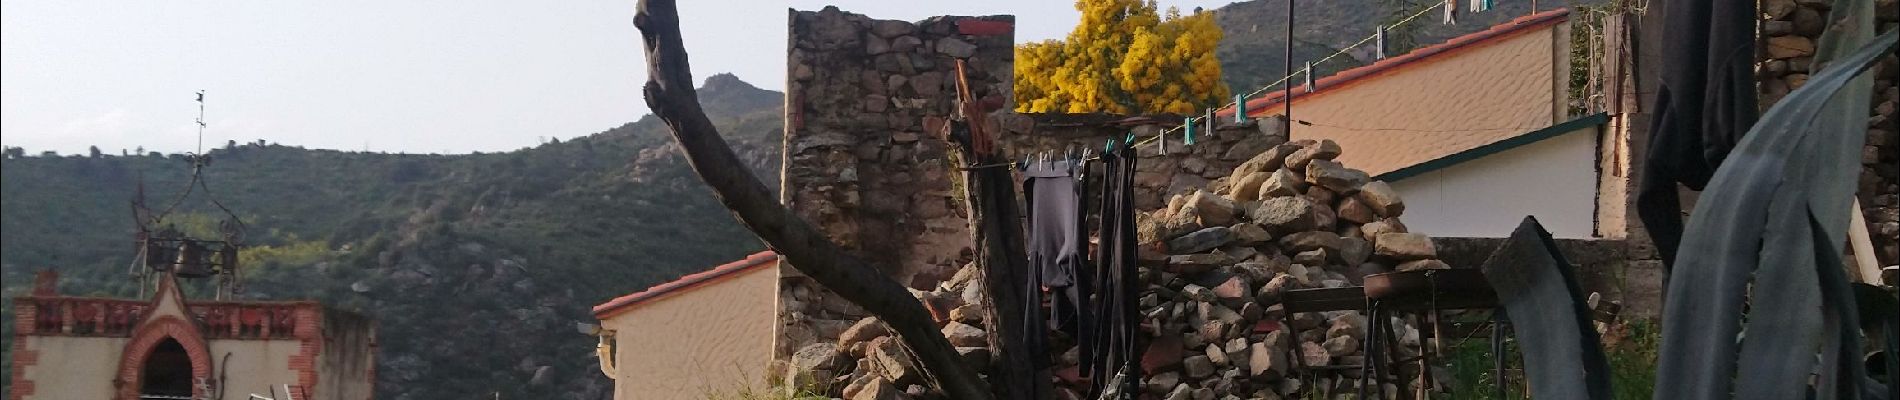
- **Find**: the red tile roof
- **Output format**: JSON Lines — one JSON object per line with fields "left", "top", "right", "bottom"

{"left": 592, "top": 251, "right": 779, "bottom": 319}
{"left": 1218, "top": 8, "right": 1571, "bottom": 118}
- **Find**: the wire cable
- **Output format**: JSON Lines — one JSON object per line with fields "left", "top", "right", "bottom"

{"left": 1130, "top": 1, "right": 1450, "bottom": 152}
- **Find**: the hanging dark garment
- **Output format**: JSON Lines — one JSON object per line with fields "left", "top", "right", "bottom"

{"left": 1024, "top": 160, "right": 1095, "bottom": 371}
{"left": 1087, "top": 146, "right": 1142, "bottom": 399}
{"left": 1638, "top": 0, "right": 1759, "bottom": 276}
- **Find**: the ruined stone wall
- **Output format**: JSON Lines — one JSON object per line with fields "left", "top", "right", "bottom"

{"left": 777, "top": 7, "right": 1016, "bottom": 360}
{"left": 1759, "top": 0, "right": 1900, "bottom": 267}
{"left": 775, "top": 8, "right": 1291, "bottom": 363}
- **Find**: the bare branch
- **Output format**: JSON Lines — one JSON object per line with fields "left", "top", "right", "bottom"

{"left": 631, "top": 1, "right": 992, "bottom": 398}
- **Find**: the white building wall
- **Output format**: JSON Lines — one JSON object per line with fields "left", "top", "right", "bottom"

{"left": 210, "top": 339, "right": 304, "bottom": 399}
{"left": 1389, "top": 126, "right": 1599, "bottom": 239}
{"left": 17, "top": 336, "right": 126, "bottom": 400}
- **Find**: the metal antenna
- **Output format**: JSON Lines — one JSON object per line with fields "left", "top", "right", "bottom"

{"left": 195, "top": 90, "right": 207, "bottom": 154}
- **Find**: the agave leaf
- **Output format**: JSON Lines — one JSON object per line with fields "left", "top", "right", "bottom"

{"left": 1478, "top": 216, "right": 1612, "bottom": 400}
{"left": 1653, "top": 30, "right": 1896, "bottom": 400}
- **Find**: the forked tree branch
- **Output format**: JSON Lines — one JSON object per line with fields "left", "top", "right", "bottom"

{"left": 631, "top": 1, "right": 992, "bottom": 398}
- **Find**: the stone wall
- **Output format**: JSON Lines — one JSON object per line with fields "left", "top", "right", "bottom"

{"left": 800, "top": 135, "right": 1468, "bottom": 399}
{"left": 1759, "top": 0, "right": 1900, "bottom": 267}
{"left": 776, "top": 7, "right": 1290, "bottom": 362}
{"left": 777, "top": 7, "right": 1014, "bottom": 359}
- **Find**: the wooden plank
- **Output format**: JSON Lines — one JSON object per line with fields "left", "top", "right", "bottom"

{"left": 1847, "top": 199, "right": 1883, "bottom": 284}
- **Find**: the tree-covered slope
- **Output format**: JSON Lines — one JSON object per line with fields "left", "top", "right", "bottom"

{"left": 1, "top": 73, "right": 781, "bottom": 400}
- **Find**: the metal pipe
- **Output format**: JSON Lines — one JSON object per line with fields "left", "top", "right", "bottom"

{"left": 1283, "top": 0, "right": 1296, "bottom": 134}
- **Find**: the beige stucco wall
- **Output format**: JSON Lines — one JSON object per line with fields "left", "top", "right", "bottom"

{"left": 1263, "top": 20, "right": 1569, "bottom": 177}
{"left": 601, "top": 264, "right": 776, "bottom": 400}
{"left": 209, "top": 339, "right": 304, "bottom": 399}
{"left": 17, "top": 335, "right": 126, "bottom": 400}
{"left": 1391, "top": 124, "right": 1599, "bottom": 238}
{"left": 315, "top": 310, "right": 376, "bottom": 400}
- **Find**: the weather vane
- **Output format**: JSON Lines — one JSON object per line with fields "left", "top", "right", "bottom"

{"left": 128, "top": 89, "right": 247, "bottom": 299}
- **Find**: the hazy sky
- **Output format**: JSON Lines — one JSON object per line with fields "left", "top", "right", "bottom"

{"left": 2, "top": 0, "right": 1236, "bottom": 155}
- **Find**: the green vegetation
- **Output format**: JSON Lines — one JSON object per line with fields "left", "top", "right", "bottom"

{"left": 0, "top": 73, "right": 784, "bottom": 400}
{"left": 1440, "top": 320, "right": 1660, "bottom": 399}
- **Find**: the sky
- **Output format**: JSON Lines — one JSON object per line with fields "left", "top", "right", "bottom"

{"left": 1, "top": 0, "right": 1237, "bottom": 155}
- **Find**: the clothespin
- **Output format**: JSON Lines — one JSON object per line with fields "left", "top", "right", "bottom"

{"left": 1182, "top": 116, "right": 1195, "bottom": 146}
{"left": 1234, "top": 95, "right": 1248, "bottom": 124}
{"left": 1203, "top": 109, "right": 1215, "bottom": 138}
{"left": 1470, "top": 0, "right": 1492, "bottom": 13}
{"left": 1303, "top": 62, "right": 1316, "bottom": 92}
{"left": 1376, "top": 26, "right": 1388, "bottom": 60}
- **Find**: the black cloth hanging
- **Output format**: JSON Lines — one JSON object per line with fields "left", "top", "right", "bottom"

{"left": 1638, "top": 0, "right": 1759, "bottom": 276}
{"left": 1087, "top": 145, "right": 1143, "bottom": 399}
{"left": 1024, "top": 160, "right": 1095, "bottom": 373}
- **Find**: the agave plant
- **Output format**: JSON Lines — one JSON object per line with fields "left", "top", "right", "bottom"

{"left": 1652, "top": 24, "right": 1896, "bottom": 400}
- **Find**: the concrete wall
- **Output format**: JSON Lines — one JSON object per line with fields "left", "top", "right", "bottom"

{"left": 1390, "top": 124, "right": 1600, "bottom": 238}
{"left": 315, "top": 310, "right": 376, "bottom": 400}
{"left": 601, "top": 263, "right": 776, "bottom": 399}
{"left": 1268, "top": 19, "right": 1568, "bottom": 177}
{"left": 15, "top": 336, "right": 125, "bottom": 400}
{"left": 14, "top": 328, "right": 365, "bottom": 400}
{"left": 209, "top": 339, "right": 304, "bottom": 399}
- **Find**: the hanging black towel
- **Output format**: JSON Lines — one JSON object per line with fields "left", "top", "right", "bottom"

{"left": 1024, "top": 160, "right": 1095, "bottom": 373}
{"left": 1638, "top": 0, "right": 1759, "bottom": 276}
{"left": 1087, "top": 146, "right": 1143, "bottom": 399}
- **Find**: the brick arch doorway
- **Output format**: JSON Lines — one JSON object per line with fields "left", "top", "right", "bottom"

{"left": 117, "top": 316, "right": 213, "bottom": 400}
{"left": 141, "top": 339, "right": 194, "bottom": 397}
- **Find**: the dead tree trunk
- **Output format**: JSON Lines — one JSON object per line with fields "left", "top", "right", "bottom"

{"left": 631, "top": 1, "right": 992, "bottom": 398}
{"left": 957, "top": 150, "right": 1048, "bottom": 399}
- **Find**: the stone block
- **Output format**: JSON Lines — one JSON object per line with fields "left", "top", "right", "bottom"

{"left": 1374, "top": 233, "right": 1437, "bottom": 260}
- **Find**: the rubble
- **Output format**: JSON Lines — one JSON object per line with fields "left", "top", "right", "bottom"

{"left": 797, "top": 125, "right": 1451, "bottom": 399}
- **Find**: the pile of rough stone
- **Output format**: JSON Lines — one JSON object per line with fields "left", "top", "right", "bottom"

{"left": 1098, "top": 137, "right": 1447, "bottom": 399}
{"left": 786, "top": 138, "right": 1451, "bottom": 400}
{"left": 782, "top": 260, "right": 996, "bottom": 400}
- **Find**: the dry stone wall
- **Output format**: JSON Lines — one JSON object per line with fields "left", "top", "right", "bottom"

{"left": 777, "top": 7, "right": 1015, "bottom": 361}
{"left": 802, "top": 137, "right": 1452, "bottom": 400}
{"left": 1759, "top": 0, "right": 1900, "bottom": 266}
{"left": 777, "top": 7, "right": 1293, "bottom": 365}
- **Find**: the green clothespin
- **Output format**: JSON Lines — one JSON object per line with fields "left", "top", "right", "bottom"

{"left": 1235, "top": 95, "right": 1248, "bottom": 124}
{"left": 1183, "top": 116, "right": 1195, "bottom": 146}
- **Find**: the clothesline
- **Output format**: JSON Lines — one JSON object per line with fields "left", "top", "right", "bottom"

{"left": 1158, "top": 0, "right": 1451, "bottom": 147}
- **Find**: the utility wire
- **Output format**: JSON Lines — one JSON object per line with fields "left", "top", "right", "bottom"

{"left": 966, "top": 1, "right": 1465, "bottom": 170}
{"left": 1134, "top": 1, "right": 1450, "bottom": 150}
